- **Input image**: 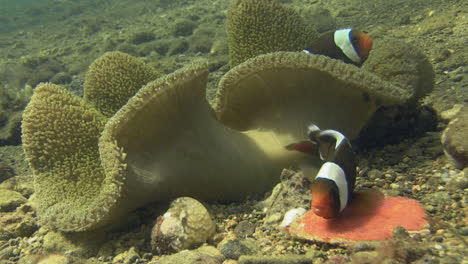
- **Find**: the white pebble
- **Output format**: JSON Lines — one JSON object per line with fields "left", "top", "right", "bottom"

{"left": 280, "top": 208, "right": 307, "bottom": 228}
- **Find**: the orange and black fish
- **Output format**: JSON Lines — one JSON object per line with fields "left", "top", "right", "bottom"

{"left": 286, "top": 124, "right": 357, "bottom": 219}
{"left": 304, "top": 29, "right": 373, "bottom": 66}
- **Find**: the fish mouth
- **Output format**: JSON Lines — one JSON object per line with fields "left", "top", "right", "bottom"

{"left": 359, "top": 34, "right": 373, "bottom": 59}
{"left": 313, "top": 205, "right": 338, "bottom": 219}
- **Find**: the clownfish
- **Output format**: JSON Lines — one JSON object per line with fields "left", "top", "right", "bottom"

{"left": 303, "top": 29, "right": 373, "bottom": 66}
{"left": 286, "top": 124, "right": 357, "bottom": 219}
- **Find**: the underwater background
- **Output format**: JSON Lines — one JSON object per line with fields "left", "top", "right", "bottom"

{"left": 0, "top": 0, "right": 467, "bottom": 263}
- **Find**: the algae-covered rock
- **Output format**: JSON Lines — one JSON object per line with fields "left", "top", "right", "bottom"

{"left": 0, "top": 111, "right": 22, "bottom": 146}
{"left": 0, "top": 160, "right": 14, "bottom": 183}
{"left": 259, "top": 169, "right": 311, "bottom": 221}
{"left": 0, "top": 204, "right": 38, "bottom": 240}
{"left": 218, "top": 238, "right": 259, "bottom": 260}
{"left": 172, "top": 19, "right": 198, "bottom": 37}
{"left": 238, "top": 255, "right": 314, "bottom": 264}
{"left": 189, "top": 25, "right": 219, "bottom": 53}
{"left": 441, "top": 103, "right": 468, "bottom": 169}
{"left": 43, "top": 230, "right": 105, "bottom": 258}
{"left": 0, "top": 81, "right": 33, "bottom": 146}
{"left": 151, "top": 197, "right": 216, "bottom": 253}
{"left": 18, "top": 254, "right": 88, "bottom": 264}
{"left": 0, "top": 189, "right": 27, "bottom": 212}
{"left": 0, "top": 175, "right": 35, "bottom": 198}
{"left": 128, "top": 31, "right": 156, "bottom": 45}
{"left": 149, "top": 246, "right": 224, "bottom": 264}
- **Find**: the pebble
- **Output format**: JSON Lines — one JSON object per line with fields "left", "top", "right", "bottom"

{"left": 0, "top": 246, "right": 14, "bottom": 261}
{"left": 392, "top": 226, "right": 410, "bottom": 239}
{"left": 151, "top": 197, "right": 216, "bottom": 253}
{"left": 440, "top": 104, "right": 463, "bottom": 122}
{"left": 223, "top": 260, "right": 238, "bottom": 264}
{"left": 0, "top": 204, "right": 38, "bottom": 239}
{"left": 459, "top": 226, "right": 468, "bottom": 236}
{"left": 219, "top": 239, "right": 258, "bottom": 260}
{"left": 446, "top": 169, "right": 468, "bottom": 190}
{"left": 0, "top": 161, "right": 14, "bottom": 183}
{"left": 441, "top": 104, "right": 468, "bottom": 169}
{"left": 123, "top": 247, "right": 140, "bottom": 264}
{"left": 367, "top": 169, "right": 382, "bottom": 179}
{"left": 42, "top": 230, "right": 103, "bottom": 258}
{"left": 263, "top": 212, "right": 282, "bottom": 224}
{"left": 36, "top": 254, "right": 73, "bottom": 264}
{"left": 0, "top": 189, "right": 27, "bottom": 212}
{"left": 238, "top": 255, "right": 313, "bottom": 264}
{"left": 234, "top": 221, "right": 256, "bottom": 238}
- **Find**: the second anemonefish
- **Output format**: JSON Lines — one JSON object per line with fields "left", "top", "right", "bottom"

{"left": 286, "top": 124, "right": 357, "bottom": 219}
{"left": 303, "top": 28, "right": 373, "bottom": 66}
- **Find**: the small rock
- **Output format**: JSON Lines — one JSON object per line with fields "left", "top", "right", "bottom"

{"left": 0, "top": 204, "right": 38, "bottom": 239}
{"left": 123, "top": 247, "right": 140, "bottom": 264}
{"left": 17, "top": 254, "right": 44, "bottom": 264}
{"left": 441, "top": 104, "right": 468, "bottom": 169}
{"left": 43, "top": 230, "right": 104, "bottom": 258}
{"left": 440, "top": 104, "right": 463, "bottom": 122}
{"left": 412, "top": 254, "right": 440, "bottom": 264}
{"left": 36, "top": 254, "right": 72, "bottom": 264}
{"left": 238, "top": 255, "right": 314, "bottom": 264}
{"left": 367, "top": 169, "right": 382, "bottom": 179}
{"left": 219, "top": 239, "right": 258, "bottom": 260}
{"left": 349, "top": 251, "right": 380, "bottom": 263}
{"left": 128, "top": 31, "right": 156, "bottom": 45}
{"left": 350, "top": 242, "right": 377, "bottom": 252}
{"left": 0, "top": 189, "right": 27, "bottom": 212}
{"left": 151, "top": 197, "right": 216, "bottom": 254}
{"left": 149, "top": 246, "right": 224, "bottom": 264}
{"left": 167, "top": 39, "right": 189, "bottom": 56}
{"left": 0, "top": 161, "right": 14, "bottom": 182}
{"left": 0, "top": 175, "right": 35, "bottom": 198}
{"left": 280, "top": 208, "right": 306, "bottom": 229}
{"left": 263, "top": 212, "right": 282, "bottom": 224}
{"left": 393, "top": 226, "right": 410, "bottom": 239}
{"left": 0, "top": 246, "right": 14, "bottom": 261}
{"left": 446, "top": 169, "right": 468, "bottom": 191}
{"left": 50, "top": 72, "right": 72, "bottom": 85}
{"left": 234, "top": 221, "right": 256, "bottom": 239}
{"left": 260, "top": 170, "right": 311, "bottom": 221}
{"left": 222, "top": 260, "right": 238, "bottom": 264}
{"left": 172, "top": 19, "right": 197, "bottom": 37}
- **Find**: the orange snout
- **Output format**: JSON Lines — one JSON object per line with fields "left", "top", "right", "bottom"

{"left": 312, "top": 203, "right": 339, "bottom": 219}
{"left": 358, "top": 33, "right": 373, "bottom": 60}
{"left": 311, "top": 182, "right": 340, "bottom": 219}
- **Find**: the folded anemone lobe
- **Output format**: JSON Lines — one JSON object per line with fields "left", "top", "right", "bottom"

{"left": 287, "top": 189, "right": 428, "bottom": 244}
{"left": 227, "top": 0, "right": 318, "bottom": 67}
{"left": 22, "top": 83, "right": 112, "bottom": 231}
{"left": 84, "top": 52, "right": 159, "bottom": 117}
{"left": 22, "top": 52, "right": 158, "bottom": 231}
{"left": 362, "top": 39, "right": 434, "bottom": 102}
{"left": 215, "top": 52, "right": 411, "bottom": 140}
